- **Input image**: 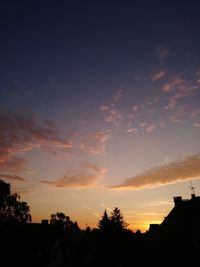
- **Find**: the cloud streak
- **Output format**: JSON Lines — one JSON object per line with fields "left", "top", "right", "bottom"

{"left": 151, "top": 70, "right": 166, "bottom": 81}
{"left": 111, "top": 154, "right": 200, "bottom": 190}
{"left": 0, "top": 173, "right": 28, "bottom": 182}
{"left": 41, "top": 162, "right": 106, "bottom": 189}
{"left": 0, "top": 108, "right": 72, "bottom": 172}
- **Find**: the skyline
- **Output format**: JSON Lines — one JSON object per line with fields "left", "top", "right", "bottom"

{"left": 0, "top": 1, "right": 200, "bottom": 231}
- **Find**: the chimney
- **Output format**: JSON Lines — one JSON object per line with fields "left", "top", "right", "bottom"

{"left": 173, "top": 196, "right": 182, "bottom": 206}
{"left": 41, "top": 219, "right": 49, "bottom": 225}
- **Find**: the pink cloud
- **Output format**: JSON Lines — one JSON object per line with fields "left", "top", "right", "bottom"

{"left": 126, "top": 128, "right": 138, "bottom": 133}
{"left": 163, "top": 76, "right": 185, "bottom": 93}
{"left": 0, "top": 108, "right": 73, "bottom": 172}
{"left": 113, "top": 89, "right": 123, "bottom": 102}
{"left": 100, "top": 105, "right": 109, "bottom": 111}
{"left": 190, "top": 108, "right": 200, "bottom": 118}
{"left": 163, "top": 76, "right": 199, "bottom": 110}
{"left": 140, "top": 122, "right": 147, "bottom": 127}
{"left": 196, "top": 79, "right": 200, "bottom": 84}
{"left": 146, "top": 124, "right": 156, "bottom": 133}
{"left": 194, "top": 123, "right": 200, "bottom": 128}
{"left": 151, "top": 70, "right": 166, "bottom": 81}
{"left": 196, "top": 70, "right": 200, "bottom": 76}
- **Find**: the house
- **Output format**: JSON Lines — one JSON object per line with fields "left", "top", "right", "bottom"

{"left": 160, "top": 194, "right": 200, "bottom": 242}
{"left": 146, "top": 194, "right": 200, "bottom": 266}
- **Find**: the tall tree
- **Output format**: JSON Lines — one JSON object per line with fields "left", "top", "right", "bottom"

{"left": 98, "top": 210, "right": 111, "bottom": 232}
{"left": 0, "top": 179, "right": 31, "bottom": 224}
{"left": 110, "top": 207, "right": 128, "bottom": 231}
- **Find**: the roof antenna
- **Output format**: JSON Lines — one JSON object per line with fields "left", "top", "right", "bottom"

{"left": 189, "top": 179, "right": 195, "bottom": 195}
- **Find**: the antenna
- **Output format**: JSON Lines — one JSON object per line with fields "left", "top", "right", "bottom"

{"left": 189, "top": 179, "right": 195, "bottom": 195}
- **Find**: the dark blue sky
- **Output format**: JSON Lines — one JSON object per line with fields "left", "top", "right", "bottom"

{"left": 1, "top": 1, "right": 200, "bottom": 85}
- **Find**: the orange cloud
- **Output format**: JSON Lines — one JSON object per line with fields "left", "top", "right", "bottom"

{"left": 145, "top": 124, "right": 156, "bottom": 133}
{"left": 0, "top": 108, "right": 72, "bottom": 172}
{"left": 0, "top": 157, "right": 27, "bottom": 173}
{"left": 111, "top": 154, "right": 200, "bottom": 190}
{"left": 41, "top": 162, "right": 106, "bottom": 189}
{"left": 0, "top": 173, "right": 28, "bottom": 182}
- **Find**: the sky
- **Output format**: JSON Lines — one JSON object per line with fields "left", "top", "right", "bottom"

{"left": 0, "top": 0, "right": 200, "bottom": 231}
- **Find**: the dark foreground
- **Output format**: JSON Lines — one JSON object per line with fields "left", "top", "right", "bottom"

{"left": 0, "top": 222, "right": 199, "bottom": 267}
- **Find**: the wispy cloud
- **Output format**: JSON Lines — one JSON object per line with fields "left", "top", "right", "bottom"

{"left": 196, "top": 70, "right": 200, "bottom": 76}
{"left": 0, "top": 157, "right": 27, "bottom": 173}
{"left": 41, "top": 162, "right": 106, "bottom": 189}
{"left": 80, "top": 130, "right": 112, "bottom": 155}
{"left": 163, "top": 76, "right": 185, "bottom": 93}
{"left": 126, "top": 128, "right": 138, "bottom": 133}
{"left": 145, "top": 124, "right": 156, "bottom": 133}
{"left": 163, "top": 76, "right": 198, "bottom": 110}
{"left": 151, "top": 70, "right": 166, "bottom": 81}
{"left": 0, "top": 173, "right": 28, "bottom": 182}
{"left": 153, "top": 46, "right": 170, "bottom": 62}
{"left": 113, "top": 89, "right": 123, "bottom": 102}
{"left": 111, "top": 154, "right": 200, "bottom": 190}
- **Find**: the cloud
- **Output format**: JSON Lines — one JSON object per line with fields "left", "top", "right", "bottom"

{"left": 163, "top": 76, "right": 185, "bottom": 93}
{"left": 194, "top": 123, "right": 200, "bottom": 128}
{"left": 0, "top": 173, "right": 28, "bottom": 182}
{"left": 0, "top": 157, "right": 27, "bottom": 173}
{"left": 80, "top": 130, "right": 112, "bottom": 155}
{"left": 154, "top": 46, "right": 170, "bottom": 61}
{"left": 151, "top": 70, "right": 166, "bottom": 81}
{"left": 163, "top": 76, "right": 199, "bottom": 110}
{"left": 0, "top": 108, "right": 72, "bottom": 171}
{"left": 99, "top": 89, "right": 123, "bottom": 127}
{"left": 41, "top": 162, "right": 106, "bottom": 189}
{"left": 126, "top": 128, "right": 138, "bottom": 133}
{"left": 170, "top": 105, "right": 187, "bottom": 124}
{"left": 196, "top": 70, "right": 200, "bottom": 76}
{"left": 111, "top": 154, "right": 200, "bottom": 190}
{"left": 145, "top": 124, "right": 156, "bottom": 133}
{"left": 100, "top": 105, "right": 109, "bottom": 111}
{"left": 113, "top": 89, "right": 123, "bottom": 102}
{"left": 191, "top": 108, "right": 200, "bottom": 119}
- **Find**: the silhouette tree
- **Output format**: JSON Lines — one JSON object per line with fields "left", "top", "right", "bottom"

{"left": 50, "top": 211, "right": 80, "bottom": 231}
{"left": 98, "top": 210, "right": 111, "bottom": 232}
{"left": 110, "top": 207, "right": 128, "bottom": 231}
{"left": 98, "top": 208, "right": 128, "bottom": 234}
{"left": 0, "top": 179, "right": 31, "bottom": 224}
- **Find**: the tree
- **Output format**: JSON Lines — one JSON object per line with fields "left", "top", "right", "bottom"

{"left": 98, "top": 208, "right": 128, "bottom": 233}
{"left": 98, "top": 210, "right": 111, "bottom": 232}
{"left": 110, "top": 207, "right": 128, "bottom": 231}
{"left": 0, "top": 179, "right": 31, "bottom": 224}
{"left": 50, "top": 211, "right": 80, "bottom": 231}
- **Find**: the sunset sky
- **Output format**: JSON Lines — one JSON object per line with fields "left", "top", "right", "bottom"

{"left": 1, "top": 1, "right": 200, "bottom": 231}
